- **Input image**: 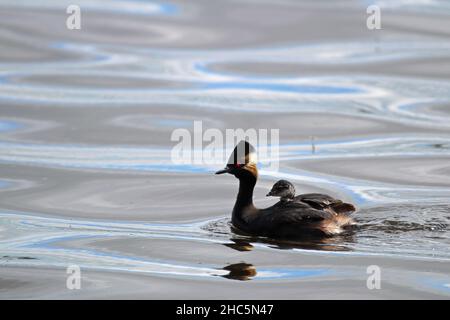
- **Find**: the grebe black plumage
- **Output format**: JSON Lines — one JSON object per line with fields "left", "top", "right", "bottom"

{"left": 215, "top": 141, "right": 356, "bottom": 238}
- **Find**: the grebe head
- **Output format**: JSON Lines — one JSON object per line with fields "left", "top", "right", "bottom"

{"left": 266, "top": 179, "right": 295, "bottom": 199}
{"left": 215, "top": 140, "right": 258, "bottom": 179}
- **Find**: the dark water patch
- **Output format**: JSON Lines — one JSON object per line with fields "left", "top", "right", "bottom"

{"left": 357, "top": 204, "right": 450, "bottom": 233}
{"left": 1, "top": 256, "right": 37, "bottom": 260}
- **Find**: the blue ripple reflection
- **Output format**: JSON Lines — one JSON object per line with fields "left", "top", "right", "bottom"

{"left": 203, "top": 82, "right": 362, "bottom": 94}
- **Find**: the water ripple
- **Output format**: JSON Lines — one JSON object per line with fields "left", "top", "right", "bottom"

{"left": 2, "top": 0, "right": 450, "bottom": 297}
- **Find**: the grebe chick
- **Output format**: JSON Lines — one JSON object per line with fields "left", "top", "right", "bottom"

{"left": 267, "top": 180, "right": 296, "bottom": 202}
{"left": 215, "top": 141, "right": 356, "bottom": 238}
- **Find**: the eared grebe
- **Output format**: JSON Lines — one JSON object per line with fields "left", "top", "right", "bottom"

{"left": 215, "top": 141, "right": 356, "bottom": 238}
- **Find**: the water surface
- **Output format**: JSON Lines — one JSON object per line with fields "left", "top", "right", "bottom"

{"left": 1, "top": 0, "right": 450, "bottom": 299}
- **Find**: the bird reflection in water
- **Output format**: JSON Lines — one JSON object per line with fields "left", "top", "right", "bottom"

{"left": 220, "top": 263, "right": 257, "bottom": 281}
{"left": 219, "top": 235, "right": 353, "bottom": 281}
{"left": 223, "top": 233, "right": 354, "bottom": 252}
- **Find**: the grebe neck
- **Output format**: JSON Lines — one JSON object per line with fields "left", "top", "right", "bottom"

{"left": 232, "top": 174, "right": 257, "bottom": 226}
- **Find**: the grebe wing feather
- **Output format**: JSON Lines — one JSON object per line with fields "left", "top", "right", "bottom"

{"left": 293, "top": 193, "right": 340, "bottom": 207}
{"left": 260, "top": 201, "right": 335, "bottom": 223}
{"left": 294, "top": 193, "right": 356, "bottom": 214}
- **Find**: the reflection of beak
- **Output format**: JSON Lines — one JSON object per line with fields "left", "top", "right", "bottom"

{"left": 215, "top": 168, "right": 230, "bottom": 175}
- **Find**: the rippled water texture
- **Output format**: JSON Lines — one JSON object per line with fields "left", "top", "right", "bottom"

{"left": 1, "top": 0, "right": 450, "bottom": 299}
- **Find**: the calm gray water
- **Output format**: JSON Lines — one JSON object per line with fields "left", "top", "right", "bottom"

{"left": 1, "top": 0, "right": 450, "bottom": 299}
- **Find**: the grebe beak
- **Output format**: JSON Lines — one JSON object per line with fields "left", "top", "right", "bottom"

{"left": 215, "top": 168, "right": 230, "bottom": 175}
